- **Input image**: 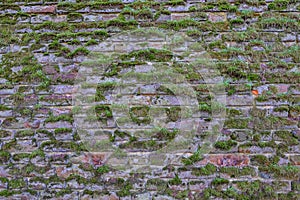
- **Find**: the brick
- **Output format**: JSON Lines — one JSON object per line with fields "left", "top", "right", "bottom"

{"left": 208, "top": 12, "right": 227, "bottom": 22}
{"left": 21, "top": 6, "right": 56, "bottom": 14}
{"left": 199, "top": 154, "right": 250, "bottom": 167}
{"left": 171, "top": 13, "right": 190, "bottom": 21}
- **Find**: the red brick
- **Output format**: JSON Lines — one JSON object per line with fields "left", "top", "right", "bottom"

{"left": 199, "top": 154, "right": 249, "bottom": 167}
{"left": 22, "top": 6, "right": 56, "bottom": 14}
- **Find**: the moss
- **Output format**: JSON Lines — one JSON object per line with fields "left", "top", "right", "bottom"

{"left": 85, "top": 39, "right": 98, "bottom": 46}
{"left": 95, "top": 82, "right": 116, "bottom": 101}
{"left": 230, "top": 18, "right": 244, "bottom": 25}
{"left": 268, "top": 0, "right": 295, "bottom": 10}
{"left": 250, "top": 155, "right": 269, "bottom": 166}
{"left": 212, "top": 178, "right": 229, "bottom": 185}
{"left": 120, "top": 139, "right": 162, "bottom": 151}
{"left": 182, "top": 148, "right": 203, "bottom": 165}
{"left": 67, "top": 47, "right": 90, "bottom": 58}
{"left": 55, "top": 188, "right": 72, "bottom": 197}
{"left": 116, "top": 178, "right": 133, "bottom": 197}
{"left": 54, "top": 128, "right": 72, "bottom": 134}
{"left": 198, "top": 102, "right": 211, "bottom": 112}
{"left": 192, "top": 163, "right": 217, "bottom": 176}
{"left": 2, "top": 138, "right": 17, "bottom": 151}
{"left": 15, "top": 130, "right": 34, "bottom": 138}
{"left": 12, "top": 153, "right": 31, "bottom": 161}
{"left": 259, "top": 164, "right": 299, "bottom": 179}
{"left": 0, "top": 51, "right": 50, "bottom": 88}
{"left": 218, "top": 3, "right": 237, "bottom": 12}
{"left": 153, "top": 128, "right": 179, "bottom": 140}
{"left": 45, "top": 113, "right": 73, "bottom": 123}
{"left": 257, "top": 16, "right": 298, "bottom": 30}
{"left": 0, "top": 130, "right": 10, "bottom": 138}
{"left": 226, "top": 109, "right": 242, "bottom": 117}
{"left": 219, "top": 167, "right": 256, "bottom": 177}
{"left": 224, "top": 118, "right": 250, "bottom": 129}
{"left": 169, "top": 174, "right": 182, "bottom": 185}
{"left": 120, "top": 48, "right": 173, "bottom": 62}
{"left": 274, "top": 106, "right": 289, "bottom": 112}
{"left": 0, "top": 151, "right": 10, "bottom": 163}
{"left": 0, "top": 190, "right": 21, "bottom": 197}
{"left": 94, "top": 105, "right": 113, "bottom": 122}
{"left": 274, "top": 130, "right": 299, "bottom": 146}
{"left": 253, "top": 116, "right": 296, "bottom": 130}
{"left": 130, "top": 105, "right": 151, "bottom": 125}
{"left": 214, "top": 139, "right": 237, "bottom": 150}
{"left": 96, "top": 165, "right": 110, "bottom": 174}
{"left": 9, "top": 178, "right": 26, "bottom": 189}
{"left": 67, "top": 12, "right": 83, "bottom": 21}
{"left": 146, "top": 178, "right": 168, "bottom": 193}
{"left": 30, "top": 149, "right": 45, "bottom": 158}
{"left": 0, "top": 105, "right": 10, "bottom": 111}
{"left": 236, "top": 180, "right": 277, "bottom": 199}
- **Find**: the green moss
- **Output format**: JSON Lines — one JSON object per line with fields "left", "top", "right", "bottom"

{"left": 146, "top": 178, "right": 168, "bottom": 193}
{"left": 30, "top": 149, "right": 45, "bottom": 158}
{"left": 192, "top": 163, "right": 217, "bottom": 176}
{"left": 0, "top": 51, "right": 50, "bottom": 89}
{"left": 218, "top": 3, "right": 237, "bottom": 12}
{"left": 251, "top": 155, "right": 269, "bottom": 166}
{"left": 274, "top": 106, "right": 289, "bottom": 112}
{"left": 96, "top": 165, "right": 110, "bottom": 174}
{"left": 120, "top": 139, "right": 162, "bottom": 151}
{"left": 169, "top": 174, "right": 182, "bottom": 185}
{"left": 15, "top": 130, "right": 34, "bottom": 138}
{"left": 224, "top": 118, "right": 250, "bottom": 129}
{"left": 116, "top": 178, "right": 133, "bottom": 197}
{"left": 55, "top": 188, "right": 72, "bottom": 197}
{"left": 236, "top": 180, "right": 277, "bottom": 199}
{"left": 268, "top": 0, "right": 295, "bottom": 10}
{"left": 129, "top": 105, "right": 151, "bottom": 125}
{"left": 230, "top": 18, "right": 244, "bottom": 25}
{"left": 214, "top": 139, "right": 237, "bottom": 150}
{"left": 120, "top": 48, "right": 173, "bottom": 62}
{"left": 153, "top": 128, "right": 179, "bottom": 140}
{"left": 0, "top": 105, "right": 10, "bottom": 111}
{"left": 2, "top": 138, "right": 17, "bottom": 151}
{"left": 212, "top": 178, "right": 229, "bottom": 185}
{"left": 226, "top": 109, "right": 242, "bottom": 117}
{"left": 67, "top": 47, "right": 90, "bottom": 58}
{"left": 182, "top": 148, "right": 203, "bottom": 165}
{"left": 0, "top": 151, "right": 10, "bottom": 163}
{"left": 253, "top": 116, "right": 296, "bottom": 130}
{"left": 54, "top": 128, "right": 72, "bottom": 134}
{"left": 95, "top": 82, "right": 116, "bottom": 101}
{"left": 94, "top": 105, "right": 113, "bottom": 122}
{"left": 9, "top": 178, "right": 26, "bottom": 189}
{"left": 45, "top": 113, "right": 73, "bottom": 123}
{"left": 219, "top": 167, "right": 256, "bottom": 177}
{"left": 274, "top": 130, "right": 299, "bottom": 146}
{"left": 67, "top": 12, "right": 83, "bottom": 21}
{"left": 257, "top": 16, "right": 298, "bottom": 30}
{"left": 259, "top": 164, "right": 299, "bottom": 179}
{"left": 12, "top": 153, "right": 31, "bottom": 161}
{"left": 85, "top": 39, "right": 98, "bottom": 46}
{"left": 0, "top": 190, "right": 21, "bottom": 197}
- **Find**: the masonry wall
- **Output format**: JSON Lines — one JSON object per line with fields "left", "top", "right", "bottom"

{"left": 0, "top": 0, "right": 299, "bottom": 199}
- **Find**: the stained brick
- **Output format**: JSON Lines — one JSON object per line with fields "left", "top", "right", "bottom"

{"left": 21, "top": 6, "right": 56, "bottom": 14}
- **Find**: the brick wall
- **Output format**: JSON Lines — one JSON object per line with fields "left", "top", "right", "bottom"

{"left": 0, "top": 0, "right": 299, "bottom": 199}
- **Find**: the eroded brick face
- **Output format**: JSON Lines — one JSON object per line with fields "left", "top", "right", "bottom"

{"left": 0, "top": 0, "right": 299, "bottom": 199}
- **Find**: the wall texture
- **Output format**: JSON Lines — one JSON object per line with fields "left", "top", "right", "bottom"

{"left": 0, "top": 0, "right": 299, "bottom": 199}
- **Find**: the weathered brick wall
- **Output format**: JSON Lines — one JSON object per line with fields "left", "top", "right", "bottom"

{"left": 0, "top": 0, "right": 299, "bottom": 199}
